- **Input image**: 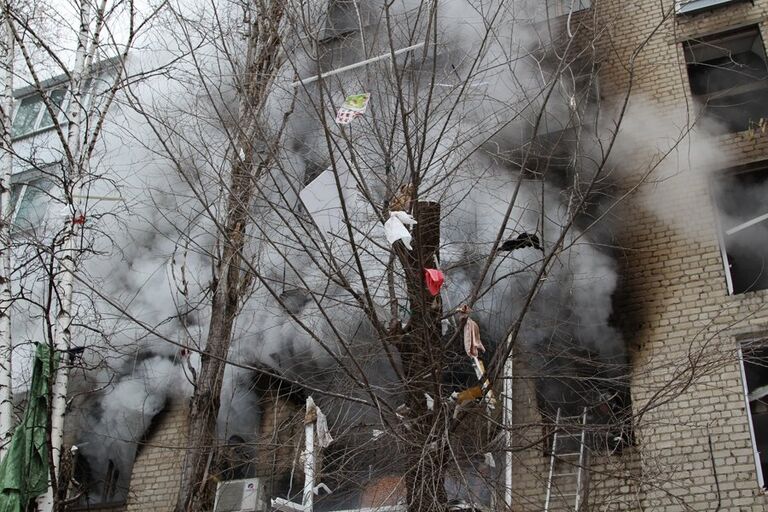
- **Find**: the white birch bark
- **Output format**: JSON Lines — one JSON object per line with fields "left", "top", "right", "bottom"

{"left": 39, "top": 0, "right": 97, "bottom": 508}
{"left": 0, "top": 3, "right": 14, "bottom": 458}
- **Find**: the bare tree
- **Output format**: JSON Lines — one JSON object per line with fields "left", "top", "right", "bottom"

{"left": 3, "top": 1, "right": 746, "bottom": 512}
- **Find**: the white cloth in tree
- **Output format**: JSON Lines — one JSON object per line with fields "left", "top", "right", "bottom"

{"left": 384, "top": 211, "right": 417, "bottom": 250}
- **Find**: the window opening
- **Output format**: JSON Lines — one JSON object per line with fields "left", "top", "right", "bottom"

{"left": 740, "top": 340, "right": 768, "bottom": 489}
{"left": 684, "top": 26, "right": 768, "bottom": 133}
{"left": 102, "top": 460, "right": 120, "bottom": 501}
{"left": 320, "top": 0, "right": 369, "bottom": 42}
{"left": 713, "top": 165, "right": 768, "bottom": 294}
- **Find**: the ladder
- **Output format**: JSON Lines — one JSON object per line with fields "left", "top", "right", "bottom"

{"left": 544, "top": 407, "right": 589, "bottom": 512}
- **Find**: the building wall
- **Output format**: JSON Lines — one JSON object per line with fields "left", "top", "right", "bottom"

{"left": 101, "top": 393, "right": 304, "bottom": 511}
{"left": 124, "top": 403, "right": 188, "bottom": 512}
{"left": 507, "top": 358, "right": 642, "bottom": 512}
{"left": 596, "top": 0, "right": 768, "bottom": 510}
{"left": 504, "top": 1, "right": 768, "bottom": 511}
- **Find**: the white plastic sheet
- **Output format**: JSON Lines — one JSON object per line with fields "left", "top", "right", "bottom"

{"left": 384, "top": 211, "right": 417, "bottom": 250}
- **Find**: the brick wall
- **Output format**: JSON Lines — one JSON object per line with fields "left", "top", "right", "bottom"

{"left": 561, "top": 0, "right": 768, "bottom": 510}
{"left": 110, "top": 392, "right": 303, "bottom": 511}
{"left": 124, "top": 403, "right": 188, "bottom": 512}
{"left": 499, "top": 1, "right": 768, "bottom": 510}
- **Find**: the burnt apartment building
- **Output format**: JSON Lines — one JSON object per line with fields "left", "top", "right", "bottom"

{"left": 36, "top": 0, "right": 768, "bottom": 511}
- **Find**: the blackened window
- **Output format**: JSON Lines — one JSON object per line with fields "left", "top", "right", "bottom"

{"left": 713, "top": 166, "right": 768, "bottom": 294}
{"left": 740, "top": 341, "right": 768, "bottom": 489}
{"left": 684, "top": 26, "right": 768, "bottom": 133}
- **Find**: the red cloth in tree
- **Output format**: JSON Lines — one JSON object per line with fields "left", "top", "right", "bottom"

{"left": 424, "top": 268, "right": 444, "bottom": 296}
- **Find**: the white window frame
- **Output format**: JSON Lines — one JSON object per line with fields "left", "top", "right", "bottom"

{"left": 710, "top": 164, "right": 768, "bottom": 295}
{"left": 676, "top": 0, "right": 750, "bottom": 16}
{"left": 8, "top": 166, "right": 58, "bottom": 233}
{"left": 738, "top": 340, "right": 767, "bottom": 489}
{"left": 11, "top": 87, "right": 69, "bottom": 140}
{"left": 546, "top": 0, "right": 591, "bottom": 18}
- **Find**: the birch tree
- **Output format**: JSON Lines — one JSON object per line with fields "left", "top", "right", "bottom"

{"left": 0, "top": 0, "right": 15, "bottom": 457}
{"left": 0, "top": 0, "right": 156, "bottom": 509}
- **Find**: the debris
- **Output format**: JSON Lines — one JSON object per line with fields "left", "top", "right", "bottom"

{"left": 463, "top": 317, "right": 485, "bottom": 358}
{"left": 335, "top": 93, "right": 371, "bottom": 124}
{"left": 484, "top": 452, "right": 496, "bottom": 468}
{"left": 305, "top": 397, "right": 333, "bottom": 448}
{"left": 314, "top": 483, "right": 332, "bottom": 495}
{"left": 471, "top": 357, "right": 497, "bottom": 411}
{"left": 65, "top": 346, "right": 86, "bottom": 363}
{"left": 499, "top": 232, "right": 542, "bottom": 251}
{"left": 372, "top": 429, "right": 385, "bottom": 440}
{"left": 389, "top": 183, "right": 413, "bottom": 212}
{"left": 725, "top": 211, "right": 768, "bottom": 236}
{"left": 424, "top": 268, "right": 445, "bottom": 296}
{"left": 425, "top": 393, "right": 434, "bottom": 411}
{"left": 384, "top": 211, "right": 417, "bottom": 250}
{"left": 454, "top": 386, "right": 483, "bottom": 404}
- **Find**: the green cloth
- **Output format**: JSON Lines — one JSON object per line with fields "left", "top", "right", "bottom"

{"left": 0, "top": 343, "right": 58, "bottom": 512}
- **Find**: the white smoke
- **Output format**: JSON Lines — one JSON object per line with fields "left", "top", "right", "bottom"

{"left": 5, "top": 0, "right": 639, "bottom": 500}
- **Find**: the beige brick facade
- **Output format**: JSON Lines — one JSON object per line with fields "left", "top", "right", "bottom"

{"left": 508, "top": 1, "right": 768, "bottom": 510}
{"left": 125, "top": 403, "right": 188, "bottom": 512}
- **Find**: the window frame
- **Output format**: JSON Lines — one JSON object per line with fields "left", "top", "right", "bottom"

{"left": 738, "top": 338, "right": 768, "bottom": 489}
{"left": 545, "top": 0, "right": 591, "bottom": 18}
{"left": 710, "top": 162, "right": 768, "bottom": 295}
{"left": 683, "top": 25, "right": 768, "bottom": 134}
{"left": 8, "top": 166, "right": 58, "bottom": 234}
{"left": 676, "top": 0, "right": 751, "bottom": 16}
{"left": 11, "top": 86, "right": 69, "bottom": 140}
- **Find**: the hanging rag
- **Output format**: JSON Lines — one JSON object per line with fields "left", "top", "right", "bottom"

{"left": 384, "top": 211, "right": 417, "bottom": 250}
{"left": 499, "top": 232, "right": 542, "bottom": 251}
{"left": 305, "top": 397, "right": 333, "bottom": 448}
{"left": 424, "top": 268, "right": 445, "bottom": 296}
{"left": 463, "top": 317, "right": 486, "bottom": 358}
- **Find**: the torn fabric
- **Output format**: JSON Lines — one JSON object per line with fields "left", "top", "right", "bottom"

{"left": 463, "top": 317, "right": 485, "bottom": 358}
{"left": 499, "top": 232, "right": 542, "bottom": 251}
{"left": 305, "top": 397, "right": 333, "bottom": 448}
{"left": 384, "top": 211, "right": 417, "bottom": 250}
{"left": 424, "top": 268, "right": 445, "bottom": 296}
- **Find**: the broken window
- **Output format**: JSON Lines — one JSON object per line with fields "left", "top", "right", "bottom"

{"left": 319, "top": 0, "right": 369, "bottom": 42}
{"left": 739, "top": 340, "right": 768, "bottom": 489}
{"left": 684, "top": 26, "right": 768, "bottom": 133}
{"left": 102, "top": 460, "right": 120, "bottom": 502}
{"left": 676, "top": 0, "right": 750, "bottom": 16}
{"left": 713, "top": 165, "right": 768, "bottom": 294}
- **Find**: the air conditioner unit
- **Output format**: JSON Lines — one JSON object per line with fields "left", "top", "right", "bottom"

{"left": 213, "top": 478, "right": 265, "bottom": 512}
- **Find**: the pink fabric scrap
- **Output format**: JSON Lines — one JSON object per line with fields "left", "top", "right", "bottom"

{"left": 463, "top": 317, "right": 486, "bottom": 358}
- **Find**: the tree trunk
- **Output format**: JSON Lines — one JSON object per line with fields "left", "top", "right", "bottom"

{"left": 396, "top": 201, "right": 447, "bottom": 512}
{"left": 39, "top": 1, "right": 96, "bottom": 509}
{"left": 175, "top": 3, "right": 285, "bottom": 510}
{"left": 0, "top": 7, "right": 15, "bottom": 457}
{"left": 175, "top": 153, "right": 257, "bottom": 512}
